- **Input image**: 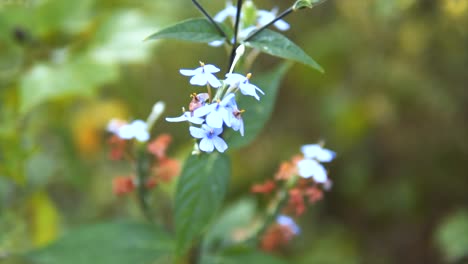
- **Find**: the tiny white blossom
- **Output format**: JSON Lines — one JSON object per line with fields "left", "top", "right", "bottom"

{"left": 165, "top": 112, "right": 204, "bottom": 124}
{"left": 225, "top": 73, "right": 264, "bottom": 100}
{"left": 190, "top": 125, "right": 228, "bottom": 153}
{"left": 257, "top": 9, "right": 290, "bottom": 31}
{"left": 297, "top": 159, "right": 328, "bottom": 183}
{"left": 180, "top": 63, "right": 222, "bottom": 88}
{"left": 301, "top": 144, "right": 336, "bottom": 162}
{"left": 117, "top": 120, "right": 150, "bottom": 142}
{"left": 213, "top": 1, "right": 237, "bottom": 23}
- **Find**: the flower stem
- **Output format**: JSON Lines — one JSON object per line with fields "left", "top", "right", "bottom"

{"left": 191, "top": 0, "right": 228, "bottom": 39}
{"left": 228, "top": 0, "right": 244, "bottom": 71}
{"left": 244, "top": 7, "right": 294, "bottom": 42}
{"left": 136, "top": 145, "right": 152, "bottom": 221}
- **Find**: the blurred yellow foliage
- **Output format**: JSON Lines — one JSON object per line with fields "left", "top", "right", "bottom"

{"left": 443, "top": 0, "right": 468, "bottom": 17}
{"left": 28, "top": 191, "right": 60, "bottom": 247}
{"left": 71, "top": 100, "right": 128, "bottom": 156}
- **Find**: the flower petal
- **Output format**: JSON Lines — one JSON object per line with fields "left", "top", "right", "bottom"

{"left": 190, "top": 74, "right": 208, "bottom": 86}
{"left": 212, "top": 136, "right": 228, "bottom": 152}
{"left": 297, "top": 159, "right": 328, "bottom": 183}
{"left": 199, "top": 137, "right": 215, "bottom": 152}
{"left": 189, "top": 126, "right": 206, "bottom": 139}
{"left": 203, "top": 64, "right": 221, "bottom": 73}
{"left": 206, "top": 112, "right": 223, "bottom": 128}
{"left": 179, "top": 69, "right": 196, "bottom": 76}
{"left": 205, "top": 73, "right": 222, "bottom": 88}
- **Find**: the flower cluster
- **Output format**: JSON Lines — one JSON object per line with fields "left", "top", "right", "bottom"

{"left": 251, "top": 143, "right": 335, "bottom": 250}
{"left": 260, "top": 215, "right": 300, "bottom": 252}
{"left": 110, "top": 133, "right": 180, "bottom": 196}
{"left": 210, "top": 0, "right": 290, "bottom": 46}
{"left": 166, "top": 61, "right": 264, "bottom": 153}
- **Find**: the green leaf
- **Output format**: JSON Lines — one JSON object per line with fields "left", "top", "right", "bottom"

{"left": 224, "top": 62, "right": 292, "bottom": 149}
{"left": 19, "top": 56, "right": 118, "bottom": 115}
{"left": 245, "top": 29, "right": 324, "bottom": 73}
{"left": 435, "top": 210, "right": 468, "bottom": 262}
{"left": 203, "top": 198, "right": 257, "bottom": 251}
{"left": 203, "top": 247, "right": 287, "bottom": 264}
{"left": 146, "top": 18, "right": 228, "bottom": 43}
{"left": 26, "top": 221, "right": 174, "bottom": 264}
{"left": 175, "top": 153, "right": 231, "bottom": 256}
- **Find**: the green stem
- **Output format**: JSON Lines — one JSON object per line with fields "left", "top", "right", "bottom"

{"left": 228, "top": 0, "right": 244, "bottom": 71}
{"left": 244, "top": 7, "right": 294, "bottom": 42}
{"left": 136, "top": 145, "right": 152, "bottom": 221}
{"left": 191, "top": 0, "right": 228, "bottom": 39}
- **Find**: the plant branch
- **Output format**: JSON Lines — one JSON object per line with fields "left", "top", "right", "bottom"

{"left": 228, "top": 0, "right": 244, "bottom": 69}
{"left": 191, "top": 0, "right": 227, "bottom": 39}
{"left": 244, "top": 7, "right": 293, "bottom": 42}
{"left": 136, "top": 146, "right": 152, "bottom": 221}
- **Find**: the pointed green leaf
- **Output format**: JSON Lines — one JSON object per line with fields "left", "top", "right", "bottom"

{"left": 146, "top": 18, "right": 228, "bottom": 43}
{"left": 175, "top": 153, "right": 231, "bottom": 256}
{"left": 245, "top": 29, "right": 324, "bottom": 73}
{"left": 25, "top": 221, "right": 174, "bottom": 264}
{"left": 224, "top": 62, "right": 292, "bottom": 149}
{"left": 203, "top": 247, "right": 288, "bottom": 264}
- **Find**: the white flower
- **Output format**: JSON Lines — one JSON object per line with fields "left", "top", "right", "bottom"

{"left": 224, "top": 73, "right": 264, "bottom": 100}
{"left": 117, "top": 120, "right": 150, "bottom": 142}
{"left": 301, "top": 144, "right": 336, "bottom": 162}
{"left": 179, "top": 63, "right": 222, "bottom": 88}
{"left": 257, "top": 9, "right": 290, "bottom": 31}
{"left": 189, "top": 124, "right": 228, "bottom": 153}
{"left": 213, "top": 1, "right": 237, "bottom": 23}
{"left": 297, "top": 159, "right": 328, "bottom": 183}
{"left": 165, "top": 112, "right": 204, "bottom": 124}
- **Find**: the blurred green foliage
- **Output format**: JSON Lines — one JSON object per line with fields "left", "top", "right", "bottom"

{"left": 1, "top": 0, "right": 468, "bottom": 263}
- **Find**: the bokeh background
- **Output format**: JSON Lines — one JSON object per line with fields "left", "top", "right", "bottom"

{"left": 1, "top": 0, "right": 468, "bottom": 263}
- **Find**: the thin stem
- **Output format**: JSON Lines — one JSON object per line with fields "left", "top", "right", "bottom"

{"left": 228, "top": 0, "right": 244, "bottom": 71}
{"left": 191, "top": 0, "right": 227, "bottom": 39}
{"left": 244, "top": 7, "right": 294, "bottom": 42}
{"left": 207, "top": 84, "right": 212, "bottom": 102}
{"left": 136, "top": 146, "right": 152, "bottom": 221}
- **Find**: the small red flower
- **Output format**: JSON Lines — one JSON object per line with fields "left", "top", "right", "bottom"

{"left": 112, "top": 176, "right": 135, "bottom": 196}
{"left": 154, "top": 158, "right": 181, "bottom": 182}
{"left": 260, "top": 224, "right": 296, "bottom": 252}
{"left": 251, "top": 180, "right": 276, "bottom": 194}
{"left": 147, "top": 134, "right": 172, "bottom": 160}
{"left": 286, "top": 188, "right": 306, "bottom": 216}
{"left": 108, "top": 135, "right": 126, "bottom": 160}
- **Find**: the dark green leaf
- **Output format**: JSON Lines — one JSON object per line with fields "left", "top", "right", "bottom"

{"left": 224, "top": 62, "right": 292, "bottom": 149}
{"left": 26, "top": 221, "right": 173, "bottom": 264}
{"left": 245, "top": 29, "right": 324, "bottom": 73}
{"left": 175, "top": 153, "right": 231, "bottom": 256}
{"left": 146, "top": 18, "right": 228, "bottom": 44}
{"left": 203, "top": 247, "right": 287, "bottom": 264}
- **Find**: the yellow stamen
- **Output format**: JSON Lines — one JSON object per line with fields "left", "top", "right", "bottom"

{"left": 246, "top": 73, "right": 252, "bottom": 79}
{"left": 199, "top": 61, "right": 205, "bottom": 66}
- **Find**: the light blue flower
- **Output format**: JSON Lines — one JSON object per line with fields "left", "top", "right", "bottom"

{"left": 224, "top": 73, "right": 264, "bottom": 100}
{"left": 226, "top": 97, "right": 244, "bottom": 136}
{"left": 301, "top": 144, "right": 336, "bottom": 162}
{"left": 297, "top": 159, "right": 328, "bottom": 183}
{"left": 190, "top": 124, "right": 228, "bottom": 153}
{"left": 193, "top": 93, "right": 235, "bottom": 128}
{"left": 117, "top": 120, "right": 150, "bottom": 142}
{"left": 165, "top": 112, "right": 204, "bottom": 124}
{"left": 257, "top": 9, "right": 290, "bottom": 31}
{"left": 180, "top": 63, "right": 222, "bottom": 88}
{"left": 277, "top": 215, "right": 300, "bottom": 235}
